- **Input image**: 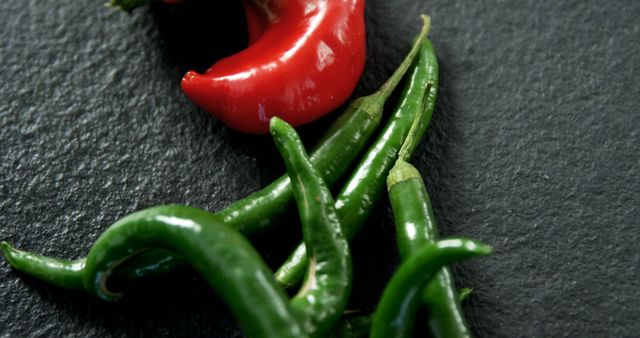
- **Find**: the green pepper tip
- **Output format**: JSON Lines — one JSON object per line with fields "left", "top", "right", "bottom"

{"left": 269, "top": 116, "right": 283, "bottom": 126}
{"left": 475, "top": 243, "right": 493, "bottom": 256}
{"left": 0, "top": 241, "right": 18, "bottom": 265}
{"left": 437, "top": 238, "right": 493, "bottom": 257}
{"left": 270, "top": 117, "right": 298, "bottom": 141}
{"left": 268, "top": 116, "right": 285, "bottom": 137}
{"left": 1, "top": 241, "right": 12, "bottom": 254}
{"left": 458, "top": 239, "right": 492, "bottom": 256}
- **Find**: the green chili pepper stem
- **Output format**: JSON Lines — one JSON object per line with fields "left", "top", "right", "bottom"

{"left": 370, "top": 239, "right": 492, "bottom": 338}
{"left": 275, "top": 36, "right": 439, "bottom": 288}
{"left": 270, "top": 117, "right": 352, "bottom": 337}
{"left": 80, "top": 205, "right": 306, "bottom": 338}
{"left": 388, "top": 159, "right": 479, "bottom": 338}
{"left": 377, "top": 15, "right": 430, "bottom": 100}
{"left": 388, "top": 161, "right": 432, "bottom": 261}
{"left": 386, "top": 159, "right": 421, "bottom": 194}
{"left": 1, "top": 242, "right": 85, "bottom": 290}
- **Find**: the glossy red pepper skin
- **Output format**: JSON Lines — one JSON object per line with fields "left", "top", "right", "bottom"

{"left": 181, "top": 0, "right": 366, "bottom": 134}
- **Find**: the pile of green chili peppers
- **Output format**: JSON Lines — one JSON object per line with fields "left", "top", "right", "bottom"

{"left": 1, "top": 16, "right": 492, "bottom": 337}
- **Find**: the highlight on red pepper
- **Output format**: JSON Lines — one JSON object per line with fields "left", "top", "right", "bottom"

{"left": 181, "top": 0, "right": 367, "bottom": 134}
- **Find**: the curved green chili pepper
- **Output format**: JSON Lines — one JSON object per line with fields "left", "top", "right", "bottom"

{"left": 270, "top": 117, "right": 351, "bottom": 337}
{"left": 275, "top": 34, "right": 439, "bottom": 288}
{"left": 79, "top": 205, "right": 305, "bottom": 338}
{"left": 370, "top": 239, "right": 492, "bottom": 338}
{"left": 0, "top": 16, "right": 432, "bottom": 291}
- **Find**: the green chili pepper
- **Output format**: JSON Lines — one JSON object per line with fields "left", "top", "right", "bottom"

{"left": 275, "top": 34, "right": 439, "bottom": 288}
{"left": 388, "top": 160, "right": 476, "bottom": 338}
{"left": 0, "top": 16, "right": 433, "bottom": 292}
{"left": 385, "top": 86, "right": 480, "bottom": 337}
{"left": 82, "top": 206, "right": 305, "bottom": 338}
{"left": 270, "top": 117, "right": 351, "bottom": 337}
{"left": 370, "top": 239, "right": 492, "bottom": 338}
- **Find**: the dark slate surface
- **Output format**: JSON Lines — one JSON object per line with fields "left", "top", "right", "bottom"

{"left": 1, "top": 0, "right": 639, "bottom": 337}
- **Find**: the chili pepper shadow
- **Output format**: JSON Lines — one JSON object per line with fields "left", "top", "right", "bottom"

{"left": 14, "top": 267, "right": 242, "bottom": 336}
{"left": 149, "top": 0, "right": 279, "bottom": 180}
{"left": 149, "top": 0, "right": 249, "bottom": 75}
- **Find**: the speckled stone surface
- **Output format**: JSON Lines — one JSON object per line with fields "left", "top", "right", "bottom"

{"left": 1, "top": 0, "right": 639, "bottom": 337}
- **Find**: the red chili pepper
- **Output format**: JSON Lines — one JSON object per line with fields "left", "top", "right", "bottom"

{"left": 181, "top": 0, "right": 366, "bottom": 134}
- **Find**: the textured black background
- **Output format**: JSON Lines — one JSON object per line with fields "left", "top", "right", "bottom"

{"left": 1, "top": 0, "right": 639, "bottom": 337}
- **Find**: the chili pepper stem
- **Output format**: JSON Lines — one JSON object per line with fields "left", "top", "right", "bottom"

{"left": 377, "top": 15, "right": 431, "bottom": 101}
{"left": 342, "top": 14, "right": 431, "bottom": 123}
{"left": 341, "top": 15, "right": 431, "bottom": 124}
{"left": 386, "top": 159, "right": 421, "bottom": 189}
